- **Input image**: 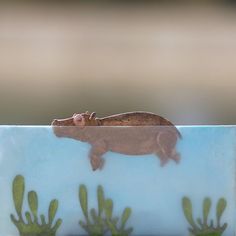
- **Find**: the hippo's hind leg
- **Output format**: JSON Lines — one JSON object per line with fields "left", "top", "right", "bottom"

{"left": 89, "top": 141, "right": 107, "bottom": 171}
{"left": 155, "top": 130, "right": 180, "bottom": 166}
{"left": 155, "top": 149, "right": 169, "bottom": 166}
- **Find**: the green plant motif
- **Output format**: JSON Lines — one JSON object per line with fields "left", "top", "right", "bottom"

{"left": 182, "top": 197, "right": 227, "bottom": 236}
{"left": 10, "top": 175, "right": 62, "bottom": 236}
{"left": 79, "top": 184, "right": 133, "bottom": 236}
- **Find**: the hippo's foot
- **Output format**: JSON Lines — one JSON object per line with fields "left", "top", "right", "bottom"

{"left": 156, "top": 150, "right": 180, "bottom": 166}
{"left": 155, "top": 150, "right": 169, "bottom": 167}
{"left": 159, "top": 156, "right": 169, "bottom": 167}
{"left": 171, "top": 152, "right": 180, "bottom": 163}
{"left": 90, "top": 155, "right": 104, "bottom": 171}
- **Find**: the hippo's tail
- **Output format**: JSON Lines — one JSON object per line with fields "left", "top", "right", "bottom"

{"left": 160, "top": 117, "right": 182, "bottom": 139}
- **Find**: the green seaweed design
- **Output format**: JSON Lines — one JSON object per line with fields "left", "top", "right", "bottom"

{"left": 182, "top": 197, "right": 227, "bottom": 236}
{"left": 10, "top": 175, "right": 62, "bottom": 236}
{"left": 79, "top": 184, "right": 133, "bottom": 236}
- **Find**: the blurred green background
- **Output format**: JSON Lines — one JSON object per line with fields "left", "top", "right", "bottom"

{"left": 0, "top": 1, "right": 236, "bottom": 125}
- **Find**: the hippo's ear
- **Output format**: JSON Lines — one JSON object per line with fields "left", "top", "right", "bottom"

{"left": 85, "top": 111, "right": 90, "bottom": 115}
{"left": 89, "top": 112, "right": 96, "bottom": 120}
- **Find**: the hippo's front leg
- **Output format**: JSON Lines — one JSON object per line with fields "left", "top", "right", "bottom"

{"left": 89, "top": 141, "right": 108, "bottom": 171}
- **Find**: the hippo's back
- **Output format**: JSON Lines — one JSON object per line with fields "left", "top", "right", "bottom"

{"left": 100, "top": 112, "right": 163, "bottom": 126}
{"left": 99, "top": 111, "right": 181, "bottom": 138}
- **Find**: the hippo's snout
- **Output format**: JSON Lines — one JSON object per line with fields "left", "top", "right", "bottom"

{"left": 51, "top": 119, "right": 59, "bottom": 126}
{"left": 51, "top": 119, "right": 62, "bottom": 137}
{"left": 51, "top": 117, "right": 76, "bottom": 137}
{"left": 51, "top": 117, "right": 75, "bottom": 126}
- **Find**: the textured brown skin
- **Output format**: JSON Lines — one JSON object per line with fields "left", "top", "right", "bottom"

{"left": 51, "top": 111, "right": 181, "bottom": 171}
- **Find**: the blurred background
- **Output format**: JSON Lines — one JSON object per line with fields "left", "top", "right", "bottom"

{"left": 0, "top": 0, "right": 236, "bottom": 125}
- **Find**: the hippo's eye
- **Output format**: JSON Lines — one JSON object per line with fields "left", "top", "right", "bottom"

{"left": 73, "top": 114, "right": 82, "bottom": 122}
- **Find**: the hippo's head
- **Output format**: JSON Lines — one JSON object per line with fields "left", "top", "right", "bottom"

{"left": 51, "top": 111, "right": 98, "bottom": 138}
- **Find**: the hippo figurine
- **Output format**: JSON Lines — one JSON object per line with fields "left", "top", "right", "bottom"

{"left": 51, "top": 111, "right": 182, "bottom": 171}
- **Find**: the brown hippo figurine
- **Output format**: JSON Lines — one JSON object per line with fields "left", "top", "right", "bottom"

{"left": 51, "top": 111, "right": 182, "bottom": 171}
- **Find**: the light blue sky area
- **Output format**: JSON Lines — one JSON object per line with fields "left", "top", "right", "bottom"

{"left": 0, "top": 126, "right": 235, "bottom": 236}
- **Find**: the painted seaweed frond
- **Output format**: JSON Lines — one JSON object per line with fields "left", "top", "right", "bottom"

{"left": 182, "top": 197, "right": 227, "bottom": 236}
{"left": 10, "top": 175, "right": 62, "bottom": 236}
{"left": 78, "top": 184, "right": 133, "bottom": 236}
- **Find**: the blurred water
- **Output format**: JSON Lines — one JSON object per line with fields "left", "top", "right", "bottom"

{"left": 0, "top": 126, "right": 235, "bottom": 235}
